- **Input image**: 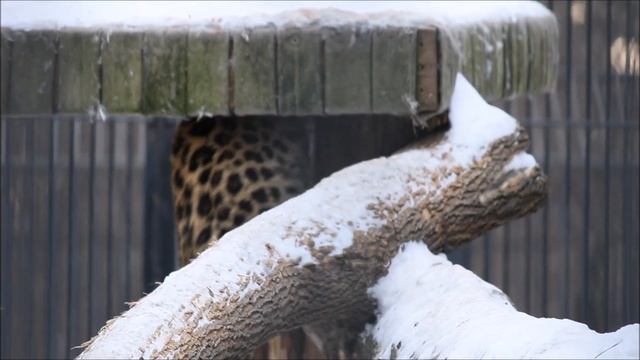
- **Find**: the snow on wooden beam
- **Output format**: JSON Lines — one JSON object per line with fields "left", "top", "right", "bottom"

{"left": 0, "top": 1, "right": 557, "bottom": 122}
{"left": 77, "top": 74, "right": 547, "bottom": 358}
{"left": 360, "top": 242, "right": 639, "bottom": 359}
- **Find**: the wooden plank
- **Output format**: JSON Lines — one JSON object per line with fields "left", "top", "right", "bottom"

{"left": 277, "top": 28, "right": 322, "bottom": 116}
{"left": 527, "top": 21, "right": 543, "bottom": 94}
{"left": 186, "top": 30, "right": 228, "bottom": 116}
{"left": 1, "top": 30, "right": 11, "bottom": 114}
{"left": 415, "top": 27, "right": 438, "bottom": 114}
{"left": 472, "top": 24, "right": 504, "bottom": 102}
{"left": 142, "top": 32, "right": 187, "bottom": 115}
{"left": 102, "top": 32, "right": 143, "bottom": 113}
{"left": 436, "top": 28, "right": 460, "bottom": 112}
{"left": 458, "top": 27, "right": 475, "bottom": 92}
{"left": 502, "top": 23, "right": 513, "bottom": 98}
{"left": 373, "top": 27, "right": 417, "bottom": 115}
{"left": 323, "top": 26, "right": 371, "bottom": 114}
{"left": 505, "top": 22, "right": 528, "bottom": 97}
{"left": 489, "top": 24, "right": 506, "bottom": 101}
{"left": 9, "top": 30, "right": 56, "bottom": 114}
{"left": 233, "top": 27, "right": 277, "bottom": 115}
{"left": 544, "top": 20, "right": 559, "bottom": 93}
{"left": 470, "top": 26, "right": 487, "bottom": 98}
{"left": 57, "top": 31, "right": 100, "bottom": 113}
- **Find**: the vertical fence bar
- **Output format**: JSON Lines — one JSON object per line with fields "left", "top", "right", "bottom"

{"left": 125, "top": 120, "right": 134, "bottom": 301}
{"left": 503, "top": 100, "right": 512, "bottom": 294}
{"left": 26, "top": 117, "right": 35, "bottom": 358}
{"left": 483, "top": 234, "right": 491, "bottom": 281}
{"left": 525, "top": 96, "right": 532, "bottom": 313}
{"left": 503, "top": 223, "right": 510, "bottom": 293}
{"left": 563, "top": 0, "right": 573, "bottom": 317}
{"left": 581, "top": 0, "right": 593, "bottom": 324}
{"left": 603, "top": 0, "right": 612, "bottom": 330}
{"left": 622, "top": 0, "right": 632, "bottom": 324}
{"left": 0, "top": 36, "right": 12, "bottom": 360}
{"left": 46, "top": 115, "right": 57, "bottom": 358}
{"left": 106, "top": 119, "right": 115, "bottom": 318}
{"left": 143, "top": 118, "right": 176, "bottom": 292}
{"left": 542, "top": 0, "right": 554, "bottom": 318}
{"left": 87, "top": 118, "right": 96, "bottom": 336}
{"left": 542, "top": 102, "right": 550, "bottom": 316}
{"left": 66, "top": 118, "right": 77, "bottom": 358}
{"left": 1, "top": 117, "right": 13, "bottom": 359}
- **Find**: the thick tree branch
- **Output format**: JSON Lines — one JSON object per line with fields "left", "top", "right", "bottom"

{"left": 359, "top": 242, "right": 639, "bottom": 359}
{"left": 78, "top": 75, "right": 547, "bottom": 359}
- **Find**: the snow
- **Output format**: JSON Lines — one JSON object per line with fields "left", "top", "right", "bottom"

{"left": 504, "top": 152, "right": 537, "bottom": 172}
{"left": 1, "top": 1, "right": 551, "bottom": 31}
{"left": 447, "top": 73, "right": 517, "bottom": 159}
{"left": 79, "top": 73, "right": 534, "bottom": 358}
{"left": 367, "top": 241, "right": 640, "bottom": 359}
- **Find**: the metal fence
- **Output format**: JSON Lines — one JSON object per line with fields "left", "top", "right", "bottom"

{"left": 1, "top": 1, "right": 639, "bottom": 359}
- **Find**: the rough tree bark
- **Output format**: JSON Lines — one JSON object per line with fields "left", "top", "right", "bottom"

{"left": 78, "top": 75, "right": 548, "bottom": 359}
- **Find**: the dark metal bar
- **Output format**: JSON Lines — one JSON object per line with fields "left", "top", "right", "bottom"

{"left": 483, "top": 233, "right": 491, "bottom": 281}
{"left": 503, "top": 223, "right": 510, "bottom": 294}
{"left": 525, "top": 95, "right": 532, "bottom": 313}
{"left": 0, "top": 34, "right": 14, "bottom": 360}
{"left": 106, "top": 120, "right": 115, "bottom": 318}
{"left": 503, "top": 100, "right": 512, "bottom": 295}
{"left": 581, "top": 0, "right": 592, "bottom": 324}
{"left": 1, "top": 118, "right": 13, "bottom": 359}
{"left": 26, "top": 117, "right": 35, "bottom": 358}
{"left": 87, "top": 118, "right": 97, "bottom": 337}
{"left": 66, "top": 119, "right": 77, "bottom": 358}
{"left": 125, "top": 120, "right": 134, "bottom": 301}
{"left": 540, "top": 0, "right": 554, "bottom": 318}
{"left": 143, "top": 119, "right": 177, "bottom": 292}
{"left": 622, "top": 0, "right": 632, "bottom": 324}
{"left": 563, "top": 0, "right": 573, "bottom": 318}
{"left": 603, "top": 0, "right": 612, "bottom": 330}
{"left": 46, "top": 116, "right": 57, "bottom": 358}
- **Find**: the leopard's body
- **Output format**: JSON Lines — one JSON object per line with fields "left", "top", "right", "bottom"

{"left": 170, "top": 116, "right": 309, "bottom": 265}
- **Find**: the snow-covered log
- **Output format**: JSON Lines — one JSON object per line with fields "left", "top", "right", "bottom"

{"left": 78, "top": 74, "right": 547, "bottom": 359}
{"left": 360, "top": 242, "right": 639, "bottom": 359}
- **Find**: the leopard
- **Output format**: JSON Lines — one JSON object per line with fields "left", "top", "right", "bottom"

{"left": 170, "top": 115, "right": 309, "bottom": 265}
{"left": 170, "top": 115, "right": 314, "bottom": 358}
{"left": 169, "top": 113, "right": 449, "bottom": 358}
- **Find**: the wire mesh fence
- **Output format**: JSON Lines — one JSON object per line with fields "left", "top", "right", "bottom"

{"left": 1, "top": 1, "right": 638, "bottom": 359}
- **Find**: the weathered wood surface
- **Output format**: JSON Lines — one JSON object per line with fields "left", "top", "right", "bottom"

{"left": 142, "top": 32, "right": 188, "bottom": 115}
{"left": 102, "top": 32, "right": 143, "bottom": 113}
{"left": 57, "top": 31, "right": 100, "bottom": 113}
{"left": 187, "top": 30, "right": 229, "bottom": 116}
{"left": 233, "top": 27, "right": 278, "bottom": 115}
{"left": 0, "top": 12, "right": 558, "bottom": 122}
{"left": 277, "top": 28, "right": 323, "bottom": 115}
{"left": 4, "top": 30, "right": 56, "bottom": 114}
{"left": 323, "top": 26, "right": 372, "bottom": 114}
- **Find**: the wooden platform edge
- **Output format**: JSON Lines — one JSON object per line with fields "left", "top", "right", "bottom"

{"left": 1, "top": 19, "right": 558, "bottom": 120}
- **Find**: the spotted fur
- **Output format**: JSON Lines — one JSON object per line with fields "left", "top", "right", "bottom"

{"left": 170, "top": 116, "right": 309, "bottom": 265}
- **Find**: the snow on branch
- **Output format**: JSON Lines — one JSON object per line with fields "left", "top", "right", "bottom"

{"left": 362, "top": 242, "right": 639, "bottom": 359}
{"left": 78, "top": 74, "right": 547, "bottom": 359}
